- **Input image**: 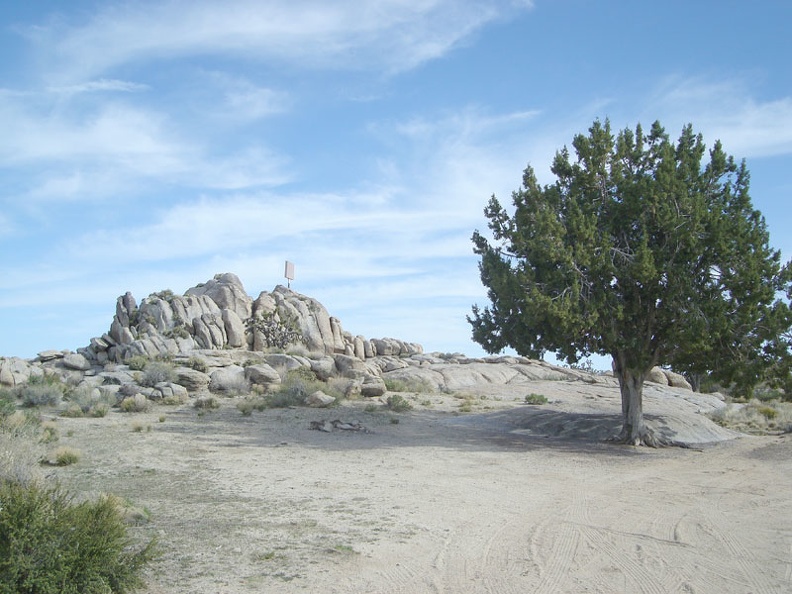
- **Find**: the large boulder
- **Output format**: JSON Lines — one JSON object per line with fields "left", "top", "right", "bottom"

{"left": 209, "top": 366, "right": 248, "bottom": 394}
{"left": 0, "top": 357, "right": 36, "bottom": 387}
{"left": 244, "top": 364, "right": 281, "bottom": 389}
{"left": 174, "top": 368, "right": 211, "bottom": 392}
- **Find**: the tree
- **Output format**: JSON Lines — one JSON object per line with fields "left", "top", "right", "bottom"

{"left": 469, "top": 119, "right": 792, "bottom": 445}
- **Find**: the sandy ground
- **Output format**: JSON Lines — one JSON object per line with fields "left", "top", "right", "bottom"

{"left": 49, "top": 381, "right": 792, "bottom": 594}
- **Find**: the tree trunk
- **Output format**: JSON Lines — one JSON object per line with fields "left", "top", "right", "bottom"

{"left": 612, "top": 358, "right": 662, "bottom": 446}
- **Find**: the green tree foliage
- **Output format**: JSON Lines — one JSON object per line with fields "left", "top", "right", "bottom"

{"left": 470, "top": 119, "right": 792, "bottom": 445}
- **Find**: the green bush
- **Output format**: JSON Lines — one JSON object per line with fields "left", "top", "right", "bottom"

{"left": 245, "top": 311, "right": 305, "bottom": 350}
{"left": 51, "top": 446, "right": 81, "bottom": 466}
{"left": 185, "top": 356, "right": 208, "bottom": 374}
{"left": 0, "top": 480, "right": 157, "bottom": 593}
{"left": 524, "top": 393, "right": 548, "bottom": 405}
{"left": 0, "top": 390, "right": 15, "bottom": 418}
{"left": 126, "top": 356, "right": 149, "bottom": 372}
{"left": 267, "top": 368, "right": 322, "bottom": 408}
{"left": 386, "top": 394, "right": 413, "bottom": 412}
{"left": 139, "top": 362, "right": 176, "bottom": 388}
{"left": 63, "top": 386, "right": 114, "bottom": 418}
{"left": 193, "top": 396, "right": 220, "bottom": 410}
{"left": 14, "top": 376, "right": 65, "bottom": 408}
{"left": 119, "top": 395, "right": 150, "bottom": 413}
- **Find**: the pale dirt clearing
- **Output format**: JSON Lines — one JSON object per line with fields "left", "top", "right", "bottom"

{"left": 48, "top": 384, "right": 792, "bottom": 594}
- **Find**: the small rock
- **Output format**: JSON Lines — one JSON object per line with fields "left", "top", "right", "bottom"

{"left": 305, "top": 390, "right": 335, "bottom": 408}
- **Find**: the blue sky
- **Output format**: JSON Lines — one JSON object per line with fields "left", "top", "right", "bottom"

{"left": 1, "top": 0, "right": 791, "bottom": 361}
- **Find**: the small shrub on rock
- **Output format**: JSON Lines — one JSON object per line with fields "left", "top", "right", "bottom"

{"left": 126, "top": 356, "right": 149, "bottom": 371}
{"left": 524, "top": 393, "right": 548, "bottom": 405}
{"left": 140, "top": 362, "right": 177, "bottom": 388}
{"left": 185, "top": 356, "right": 209, "bottom": 374}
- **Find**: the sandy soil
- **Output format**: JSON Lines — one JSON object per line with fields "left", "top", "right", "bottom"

{"left": 49, "top": 382, "right": 792, "bottom": 594}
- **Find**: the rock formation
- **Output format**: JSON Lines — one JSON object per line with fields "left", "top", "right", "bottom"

{"left": 82, "top": 273, "right": 422, "bottom": 365}
{"left": 0, "top": 273, "right": 703, "bottom": 420}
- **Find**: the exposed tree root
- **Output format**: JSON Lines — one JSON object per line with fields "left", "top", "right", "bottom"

{"left": 607, "top": 426, "right": 692, "bottom": 448}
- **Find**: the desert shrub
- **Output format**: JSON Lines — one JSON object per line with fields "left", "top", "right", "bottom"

{"left": 236, "top": 397, "right": 268, "bottom": 416}
{"left": 120, "top": 394, "right": 150, "bottom": 413}
{"left": 40, "top": 421, "right": 59, "bottom": 444}
{"left": 524, "top": 393, "right": 548, "bottom": 405}
{"left": 709, "top": 401, "right": 792, "bottom": 434}
{"left": 386, "top": 394, "right": 413, "bottom": 413}
{"left": 265, "top": 367, "right": 323, "bottom": 408}
{"left": 90, "top": 402, "right": 111, "bottom": 418}
{"left": 139, "top": 362, "right": 177, "bottom": 388}
{"left": 758, "top": 406, "right": 778, "bottom": 420}
{"left": 185, "top": 356, "right": 208, "bottom": 373}
{"left": 0, "top": 410, "right": 40, "bottom": 439}
{"left": 63, "top": 385, "right": 114, "bottom": 418}
{"left": 193, "top": 396, "right": 220, "bottom": 410}
{"left": 212, "top": 374, "right": 251, "bottom": 397}
{"left": 126, "top": 356, "right": 149, "bottom": 372}
{"left": 0, "top": 389, "right": 15, "bottom": 418}
{"left": 15, "top": 376, "right": 65, "bottom": 408}
{"left": 0, "top": 480, "right": 156, "bottom": 593}
{"left": 384, "top": 376, "right": 434, "bottom": 393}
{"left": 50, "top": 446, "right": 81, "bottom": 466}
{"left": 245, "top": 311, "right": 305, "bottom": 351}
{"left": 457, "top": 396, "right": 475, "bottom": 413}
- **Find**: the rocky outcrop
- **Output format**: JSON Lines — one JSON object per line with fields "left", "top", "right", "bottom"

{"left": 79, "top": 273, "right": 423, "bottom": 365}
{"left": 646, "top": 367, "right": 693, "bottom": 391}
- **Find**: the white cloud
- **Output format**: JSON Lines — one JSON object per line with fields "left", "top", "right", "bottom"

{"left": 36, "top": 0, "right": 533, "bottom": 82}
{"left": 641, "top": 77, "right": 792, "bottom": 158}
{"left": 47, "top": 78, "right": 149, "bottom": 95}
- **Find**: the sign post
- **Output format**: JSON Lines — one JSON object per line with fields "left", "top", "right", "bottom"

{"left": 284, "top": 261, "right": 295, "bottom": 288}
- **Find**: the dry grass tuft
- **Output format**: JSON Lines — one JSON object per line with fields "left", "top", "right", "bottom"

{"left": 709, "top": 400, "right": 792, "bottom": 435}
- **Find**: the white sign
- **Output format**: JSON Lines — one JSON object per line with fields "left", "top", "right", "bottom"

{"left": 284, "top": 261, "right": 295, "bottom": 287}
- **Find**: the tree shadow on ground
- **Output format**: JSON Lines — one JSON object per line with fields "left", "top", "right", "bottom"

{"left": 158, "top": 402, "right": 720, "bottom": 458}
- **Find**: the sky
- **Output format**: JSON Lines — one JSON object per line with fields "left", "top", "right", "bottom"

{"left": 1, "top": 0, "right": 791, "bottom": 363}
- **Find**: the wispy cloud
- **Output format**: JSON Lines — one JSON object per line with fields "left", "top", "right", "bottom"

{"left": 33, "top": 0, "right": 533, "bottom": 82}
{"left": 640, "top": 76, "right": 792, "bottom": 158}
{"left": 47, "top": 78, "right": 149, "bottom": 95}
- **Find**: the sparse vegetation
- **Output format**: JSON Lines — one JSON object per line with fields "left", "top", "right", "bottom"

{"left": 15, "top": 375, "right": 65, "bottom": 408}
{"left": 120, "top": 394, "right": 151, "bottom": 413}
{"left": 139, "top": 361, "right": 177, "bottom": 387}
{"left": 194, "top": 396, "right": 220, "bottom": 410}
{"left": 384, "top": 376, "right": 434, "bottom": 393}
{"left": 245, "top": 311, "right": 305, "bottom": 351}
{"left": 457, "top": 396, "right": 475, "bottom": 413}
{"left": 126, "top": 356, "right": 149, "bottom": 371}
{"left": 253, "top": 367, "right": 343, "bottom": 409}
{"left": 386, "top": 394, "right": 413, "bottom": 413}
{"left": 0, "top": 389, "right": 15, "bottom": 418}
{"left": 62, "top": 385, "right": 114, "bottom": 418}
{"left": 709, "top": 400, "right": 792, "bottom": 435}
{"left": 51, "top": 446, "right": 81, "bottom": 466}
{"left": 185, "top": 356, "right": 209, "bottom": 373}
{"left": 40, "top": 421, "right": 59, "bottom": 444}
